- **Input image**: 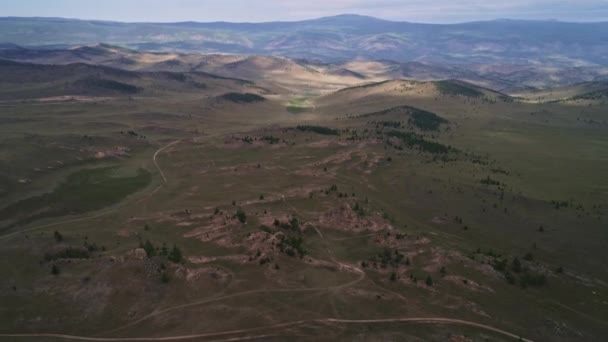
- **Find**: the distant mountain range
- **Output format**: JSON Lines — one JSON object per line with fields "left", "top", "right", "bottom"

{"left": 1, "top": 43, "right": 607, "bottom": 93}
{"left": 1, "top": 15, "right": 608, "bottom": 66}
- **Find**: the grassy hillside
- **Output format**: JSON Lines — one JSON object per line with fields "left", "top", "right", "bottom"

{"left": 0, "top": 58, "right": 606, "bottom": 342}
{"left": 0, "top": 60, "right": 264, "bottom": 100}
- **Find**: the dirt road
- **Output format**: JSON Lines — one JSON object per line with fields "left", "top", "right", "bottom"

{"left": 0, "top": 317, "right": 533, "bottom": 341}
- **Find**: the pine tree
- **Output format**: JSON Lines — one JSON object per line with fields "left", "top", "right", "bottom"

{"left": 143, "top": 240, "right": 156, "bottom": 257}
{"left": 168, "top": 245, "right": 183, "bottom": 263}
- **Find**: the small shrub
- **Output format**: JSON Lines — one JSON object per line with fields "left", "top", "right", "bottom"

{"left": 236, "top": 208, "right": 247, "bottom": 224}
{"left": 511, "top": 257, "right": 522, "bottom": 273}
{"left": 51, "top": 264, "right": 60, "bottom": 275}
{"left": 53, "top": 231, "right": 63, "bottom": 242}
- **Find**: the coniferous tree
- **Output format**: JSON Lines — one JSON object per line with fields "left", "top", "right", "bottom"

{"left": 143, "top": 240, "right": 156, "bottom": 257}
{"left": 168, "top": 245, "right": 183, "bottom": 263}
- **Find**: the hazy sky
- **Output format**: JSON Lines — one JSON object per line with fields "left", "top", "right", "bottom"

{"left": 2, "top": 0, "right": 607, "bottom": 23}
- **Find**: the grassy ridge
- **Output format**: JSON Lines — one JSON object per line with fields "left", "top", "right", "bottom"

{"left": 570, "top": 89, "right": 608, "bottom": 101}
{"left": 435, "top": 80, "right": 484, "bottom": 97}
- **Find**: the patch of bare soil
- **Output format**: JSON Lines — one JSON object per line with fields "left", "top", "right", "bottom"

{"left": 244, "top": 231, "right": 285, "bottom": 257}
{"left": 318, "top": 203, "right": 395, "bottom": 233}
{"left": 94, "top": 146, "right": 130, "bottom": 159}
{"left": 188, "top": 255, "right": 244, "bottom": 264}
{"left": 298, "top": 141, "right": 384, "bottom": 177}
{"left": 181, "top": 266, "right": 232, "bottom": 284}
{"left": 127, "top": 248, "right": 147, "bottom": 260}
{"left": 305, "top": 139, "right": 351, "bottom": 148}
{"left": 184, "top": 212, "right": 287, "bottom": 264}
{"left": 449, "top": 334, "right": 474, "bottom": 342}
{"left": 241, "top": 185, "right": 325, "bottom": 206}
{"left": 184, "top": 213, "right": 240, "bottom": 246}
{"left": 444, "top": 275, "right": 495, "bottom": 293}
{"left": 369, "top": 230, "right": 414, "bottom": 249}
{"left": 116, "top": 230, "right": 134, "bottom": 238}
{"left": 302, "top": 256, "right": 340, "bottom": 272}
{"left": 359, "top": 152, "right": 383, "bottom": 174}
{"left": 431, "top": 216, "right": 447, "bottom": 224}
{"left": 422, "top": 247, "right": 459, "bottom": 273}
{"left": 258, "top": 213, "right": 292, "bottom": 227}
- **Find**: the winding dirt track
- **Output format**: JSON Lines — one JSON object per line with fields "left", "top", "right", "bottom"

{"left": 0, "top": 317, "right": 533, "bottom": 341}
{"left": 0, "top": 138, "right": 534, "bottom": 342}
{"left": 107, "top": 264, "right": 366, "bottom": 334}
{"left": 153, "top": 140, "right": 181, "bottom": 183}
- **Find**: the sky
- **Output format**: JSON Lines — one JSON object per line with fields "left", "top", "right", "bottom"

{"left": 1, "top": 0, "right": 607, "bottom": 23}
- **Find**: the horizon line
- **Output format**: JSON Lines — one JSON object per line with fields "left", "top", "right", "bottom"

{"left": 1, "top": 14, "right": 607, "bottom": 25}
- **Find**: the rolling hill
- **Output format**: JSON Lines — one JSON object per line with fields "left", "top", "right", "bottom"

{"left": 3, "top": 44, "right": 608, "bottom": 92}
{"left": 1, "top": 15, "right": 608, "bottom": 67}
{"left": 0, "top": 40, "right": 607, "bottom": 342}
{"left": 0, "top": 59, "right": 261, "bottom": 100}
